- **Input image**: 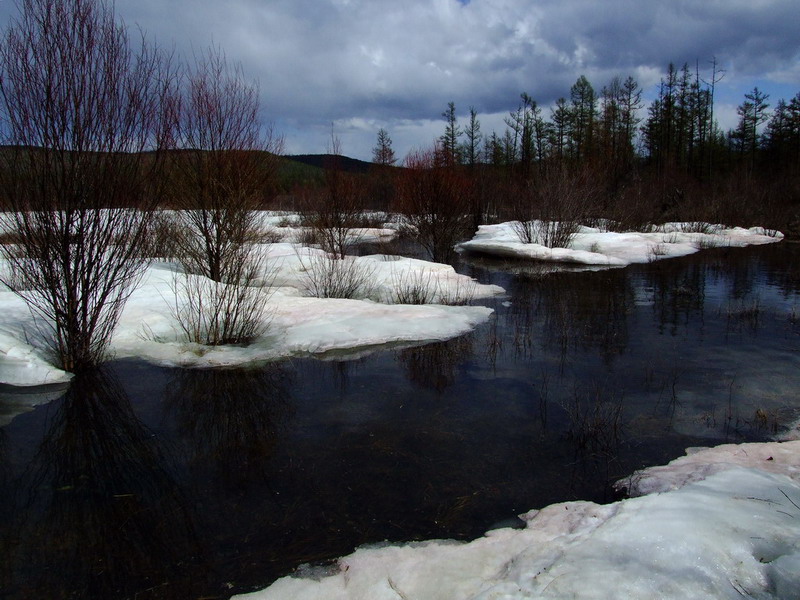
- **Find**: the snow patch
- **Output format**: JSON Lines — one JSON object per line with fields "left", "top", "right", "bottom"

{"left": 459, "top": 221, "right": 783, "bottom": 267}
{"left": 0, "top": 242, "right": 502, "bottom": 385}
{"left": 235, "top": 441, "right": 800, "bottom": 600}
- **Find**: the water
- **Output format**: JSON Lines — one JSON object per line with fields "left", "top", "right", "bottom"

{"left": 1, "top": 242, "right": 799, "bottom": 599}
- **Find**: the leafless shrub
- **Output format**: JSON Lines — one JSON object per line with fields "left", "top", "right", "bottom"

{"left": 0, "top": 0, "right": 177, "bottom": 371}
{"left": 277, "top": 214, "right": 301, "bottom": 227}
{"left": 661, "top": 232, "right": 679, "bottom": 244}
{"left": 606, "top": 173, "right": 658, "bottom": 233}
{"left": 259, "top": 226, "right": 285, "bottom": 244}
{"left": 165, "top": 47, "right": 282, "bottom": 345}
{"left": 437, "top": 276, "right": 477, "bottom": 306}
{"left": 147, "top": 212, "right": 185, "bottom": 262}
{"left": 679, "top": 221, "right": 715, "bottom": 234}
{"left": 170, "top": 247, "right": 274, "bottom": 346}
{"left": 168, "top": 46, "right": 282, "bottom": 282}
{"left": 510, "top": 165, "right": 596, "bottom": 248}
{"left": 561, "top": 386, "right": 624, "bottom": 454}
{"left": 647, "top": 242, "right": 667, "bottom": 262}
{"left": 390, "top": 268, "right": 438, "bottom": 304}
{"left": 510, "top": 218, "right": 540, "bottom": 245}
{"left": 295, "top": 226, "right": 321, "bottom": 247}
{"left": 693, "top": 235, "right": 728, "bottom": 250}
{"left": 512, "top": 219, "right": 581, "bottom": 249}
{"left": 299, "top": 136, "right": 368, "bottom": 259}
{"left": 389, "top": 266, "right": 477, "bottom": 306}
{"left": 394, "top": 147, "right": 472, "bottom": 263}
{"left": 299, "top": 251, "right": 376, "bottom": 299}
{"left": 299, "top": 182, "right": 367, "bottom": 257}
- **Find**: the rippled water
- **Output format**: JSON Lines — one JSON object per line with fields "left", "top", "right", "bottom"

{"left": 1, "top": 242, "right": 799, "bottom": 599}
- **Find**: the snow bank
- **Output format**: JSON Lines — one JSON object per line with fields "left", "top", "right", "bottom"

{"left": 617, "top": 440, "right": 800, "bottom": 496}
{"left": 0, "top": 243, "right": 502, "bottom": 384}
{"left": 459, "top": 221, "right": 783, "bottom": 267}
{"left": 0, "top": 292, "right": 74, "bottom": 386}
{"left": 251, "top": 211, "right": 398, "bottom": 245}
{"left": 0, "top": 382, "right": 69, "bottom": 426}
{"left": 235, "top": 441, "right": 800, "bottom": 600}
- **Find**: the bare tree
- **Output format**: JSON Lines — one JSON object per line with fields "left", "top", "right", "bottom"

{"left": 167, "top": 46, "right": 282, "bottom": 345}
{"left": 0, "top": 0, "right": 177, "bottom": 371}
{"left": 395, "top": 147, "right": 471, "bottom": 263}
{"left": 301, "top": 131, "right": 368, "bottom": 259}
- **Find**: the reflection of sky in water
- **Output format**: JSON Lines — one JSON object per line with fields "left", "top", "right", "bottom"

{"left": 469, "top": 243, "right": 800, "bottom": 442}
{"left": 1, "top": 242, "right": 799, "bottom": 599}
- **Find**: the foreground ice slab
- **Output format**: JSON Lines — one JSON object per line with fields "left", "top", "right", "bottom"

{"left": 0, "top": 244, "right": 502, "bottom": 384}
{"left": 459, "top": 221, "right": 783, "bottom": 267}
{"left": 236, "top": 441, "right": 800, "bottom": 600}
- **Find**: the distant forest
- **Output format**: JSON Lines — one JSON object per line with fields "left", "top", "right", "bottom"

{"left": 350, "top": 61, "right": 800, "bottom": 237}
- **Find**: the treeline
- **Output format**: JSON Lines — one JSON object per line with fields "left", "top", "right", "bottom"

{"left": 368, "top": 62, "right": 800, "bottom": 236}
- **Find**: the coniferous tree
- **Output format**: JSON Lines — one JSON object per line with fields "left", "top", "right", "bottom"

{"left": 568, "top": 75, "right": 597, "bottom": 161}
{"left": 598, "top": 76, "right": 642, "bottom": 190}
{"left": 505, "top": 95, "right": 531, "bottom": 172}
{"left": 439, "top": 101, "right": 462, "bottom": 166}
{"left": 642, "top": 63, "right": 678, "bottom": 170}
{"left": 733, "top": 87, "right": 770, "bottom": 171}
{"left": 372, "top": 128, "right": 396, "bottom": 166}
{"left": 619, "top": 76, "right": 643, "bottom": 154}
{"left": 461, "top": 107, "right": 482, "bottom": 167}
{"left": 702, "top": 57, "right": 725, "bottom": 179}
{"left": 549, "top": 97, "right": 571, "bottom": 162}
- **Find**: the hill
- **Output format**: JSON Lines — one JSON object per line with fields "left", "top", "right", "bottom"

{"left": 283, "top": 153, "right": 374, "bottom": 174}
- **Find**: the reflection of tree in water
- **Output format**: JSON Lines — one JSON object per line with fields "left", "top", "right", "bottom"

{"left": 647, "top": 259, "right": 706, "bottom": 335}
{"left": 760, "top": 242, "right": 800, "bottom": 296}
{"left": 164, "top": 365, "right": 291, "bottom": 489}
{"left": 0, "top": 428, "right": 9, "bottom": 594}
{"left": 508, "top": 269, "right": 634, "bottom": 366}
{"left": 396, "top": 335, "right": 474, "bottom": 393}
{"left": 5, "top": 369, "right": 204, "bottom": 600}
{"left": 722, "top": 252, "right": 758, "bottom": 301}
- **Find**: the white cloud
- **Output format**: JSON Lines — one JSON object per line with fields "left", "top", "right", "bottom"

{"left": 0, "top": 0, "right": 797, "bottom": 159}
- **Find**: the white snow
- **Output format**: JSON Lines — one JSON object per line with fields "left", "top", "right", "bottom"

{"left": 458, "top": 221, "right": 784, "bottom": 266}
{"left": 0, "top": 382, "right": 69, "bottom": 426}
{"left": 250, "top": 211, "right": 399, "bottom": 245}
{"left": 0, "top": 241, "right": 502, "bottom": 385}
{"left": 235, "top": 441, "right": 800, "bottom": 600}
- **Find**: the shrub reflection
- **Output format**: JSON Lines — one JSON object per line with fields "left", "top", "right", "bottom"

{"left": 5, "top": 368, "right": 204, "bottom": 600}
{"left": 164, "top": 365, "right": 292, "bottom": 489}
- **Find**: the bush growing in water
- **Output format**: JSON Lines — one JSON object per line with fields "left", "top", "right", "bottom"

{"left": 510, "top": 166, "right": 596, "bottom": 249}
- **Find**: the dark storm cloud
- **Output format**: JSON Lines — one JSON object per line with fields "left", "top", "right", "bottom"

{"left": 1, "top": 0, "right": 797, "bottom": 158}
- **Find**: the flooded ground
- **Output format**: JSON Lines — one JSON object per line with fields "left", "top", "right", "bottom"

{"left": 1, "top": 242, "right": 799, "bottom": 599}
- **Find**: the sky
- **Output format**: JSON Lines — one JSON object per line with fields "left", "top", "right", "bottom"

{"left": 1, "top": 0, "right": 798, "bottom": 161}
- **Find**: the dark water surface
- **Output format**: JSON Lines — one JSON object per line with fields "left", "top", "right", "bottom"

{"left": 1, "top": 242, "right": 799, "bottom": 599}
